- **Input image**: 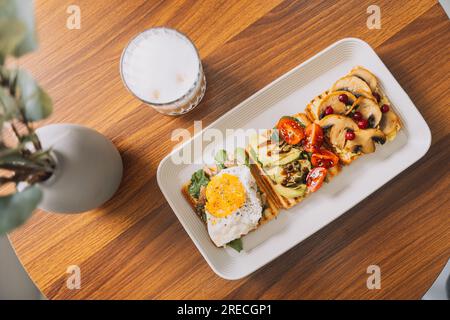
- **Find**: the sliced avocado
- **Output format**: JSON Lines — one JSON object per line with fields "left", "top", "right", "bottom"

{"left": 274, "top": 184, "right": 307, "bottom": 198}
{"left": 265, "top": 159, "right": 311, "bottom": 184}
{"left": 249, "top": 130, "right": 301, "bottom": 167}
{"left": 260, "top": 148, "right": 301, "bottom": 167}
{"left": 264, "top": 166, "right": 284, "bottom": 184}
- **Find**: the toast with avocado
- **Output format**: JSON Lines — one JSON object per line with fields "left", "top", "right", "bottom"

{"left": 305, "top": 66, "right": 401, "bottom": 164}
{"left": 246, "top": 113, "right": 340, "bottom": 209}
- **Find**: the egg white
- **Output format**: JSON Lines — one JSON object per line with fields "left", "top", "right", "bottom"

{"left": 205, "top": 165, "right": 262, "bottom": 248}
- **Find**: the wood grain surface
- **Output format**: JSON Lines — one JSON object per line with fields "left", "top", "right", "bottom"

{"left": 8, "top": 0, "right": 450, "bottom": 299}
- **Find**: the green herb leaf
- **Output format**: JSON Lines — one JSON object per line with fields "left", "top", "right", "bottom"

{"left": 280, "top": 116, "right": 305, "bottom": 127}
{"left": 188, "top": 169, "right": 209, "bottom": 199}
{"left": 270, "top": 129, "right": 280, "bottom": 144}
{"left": 214, "top": 149, "right": 227, "bottom": 170}
{"left": 249, "top": 148, "right": 263, "bottom": 167}
{"left": 227, "top": 238, "right": 243, "bottom": 252}
{"left": 300, "top": 151, "right": 310, "bottom": 160}
{"left": 0, "top": 186, "right": 42, "bottom": 235}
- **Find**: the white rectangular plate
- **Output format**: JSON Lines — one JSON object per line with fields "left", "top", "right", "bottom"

{"left": 157, "top": 38, "right": 431, "bottom": 280}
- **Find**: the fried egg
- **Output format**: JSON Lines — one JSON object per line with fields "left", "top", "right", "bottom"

{"left": 205, "top": 165, "right": 262, "bottom": 247}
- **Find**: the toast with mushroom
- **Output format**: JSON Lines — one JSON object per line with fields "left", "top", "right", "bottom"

{"left": 339, "top": 67, "right": 401, "bottom": 137}
{"left": 305, "top": 66, "right": 401, "bottom": 164}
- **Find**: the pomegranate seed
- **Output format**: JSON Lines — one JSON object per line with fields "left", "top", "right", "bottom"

{"left": 381, "top": 104, "right": 390, "bottom": 113}
{"left": 346, "top": 130, "right": 355, "bottom": 140}
{"left": 373, "top": 92, "right": 381, "bottom": 103}
{"left": 352, "top": 111, "right": 363, "bottom": 121}
{"left": 338, "top": 94, "right": 349, "bottom": 105}
{"left": 324, "top": 106, "right": 334, "bottom": 116}
{"left": 357, "top": 119, "right": 368, "bottom": 129}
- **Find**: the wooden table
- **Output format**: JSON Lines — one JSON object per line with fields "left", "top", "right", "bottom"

{"left": 9, "top": 0, "right": 449, "bottom": 299}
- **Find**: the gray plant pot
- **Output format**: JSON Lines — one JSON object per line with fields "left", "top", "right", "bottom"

{"left": 35, "top": 124, "right": 123, "bottom": 213}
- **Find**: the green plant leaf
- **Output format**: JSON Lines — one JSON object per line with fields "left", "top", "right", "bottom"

{"left": 0, "top": 146, "right": 19, "bottom": 158}
{"left": 16, "top": 69, "right": 52, "bottom": 121}
{"left": 214, "top": 149, "right": 227, "bottom": 170}
{"left": 0, "top": 152, "right": 43, "bottom": 168}
{"left": 0, "top": 186, "right": 42, "bottom": 234}
{"left": 227, "top": 238, "right": 243, "bottom": 252}
{"left": 0, "top": 87, "right": 18, "bottom": 120}
{"left": 0, "top": 0, "right": 37, "bottom": 59}
{"left": 0, "top": 19, "right": 25, "bottom": 62}
{"left": 188, "top": 169, "right": 209, "bottom": 199}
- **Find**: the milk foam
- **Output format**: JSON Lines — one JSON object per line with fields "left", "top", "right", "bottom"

{"left": 121, "top": 28, "right": 200, "bottom": 104}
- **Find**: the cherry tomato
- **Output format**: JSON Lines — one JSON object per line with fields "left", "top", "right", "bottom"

{"left": 277, "top": 117, "right": 305, "bottom": 145}
{"left": 303, "top": 123, "right": 324, "bottom": 152}
{"left": 311, "top": 149, "right": 339, "bottom": 168}
{"left": 306, "top": 167, "right": 327, "bottom": 192}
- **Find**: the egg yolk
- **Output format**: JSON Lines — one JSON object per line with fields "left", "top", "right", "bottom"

{"left": 205, "top": 173, "right": 246, "bottom": 218}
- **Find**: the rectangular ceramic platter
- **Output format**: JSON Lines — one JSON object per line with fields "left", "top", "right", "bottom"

{"left": 157, "top": 38, "right": 431, "bottom": 280}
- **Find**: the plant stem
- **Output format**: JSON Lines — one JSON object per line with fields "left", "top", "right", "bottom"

{"left": 10, "top": 122, "right": 21, "bottom": 141}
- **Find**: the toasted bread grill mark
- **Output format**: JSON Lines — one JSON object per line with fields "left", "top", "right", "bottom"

{"left": 305, "top": 90, "right": 330, "bottom": 121}
{"left": 181, "top": 182, "right": 203, "bottom": 222}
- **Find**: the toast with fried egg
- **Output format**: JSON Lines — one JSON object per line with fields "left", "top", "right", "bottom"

{"left": 181, "top": 150, "right": 279, "bottom": 251}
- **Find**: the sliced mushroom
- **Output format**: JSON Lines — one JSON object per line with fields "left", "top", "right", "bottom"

{"left": 345, "top": 128, "right": 386, "bottom": 154}
{"left": 352, "top": 97, "right": 382, "bottom": 128}
{"left": 349, "top": 66, "right": 378, "bottom": 93}
{"left": 379, "top": 110, "right": 401, "bottom": 140}
{"left": 317, "top": 91, "right": 357, "bottom": 119}
{"left": 318, "top": 115, "right": 358, "bottom": 149}
{"left": 331, "top": 76, "right": 372, "bottom": 96}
